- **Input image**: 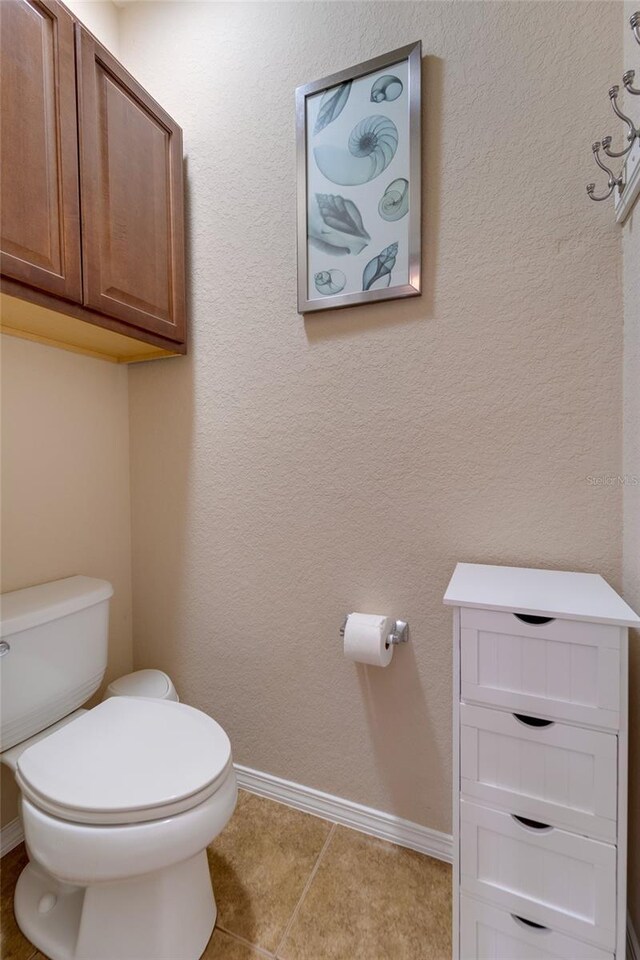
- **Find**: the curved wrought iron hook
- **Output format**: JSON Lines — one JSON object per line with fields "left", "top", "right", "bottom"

{"left": 601, "top": 86, "right": 639, "bottom": 158}
{"left": 631, "top": 11, "right": 640, "bottom": 46}
{"left": 586, "top": 141, "right": 624, "bottom": 201}
{"left": 623, "top": 70, "right": 640, "bottom": 96}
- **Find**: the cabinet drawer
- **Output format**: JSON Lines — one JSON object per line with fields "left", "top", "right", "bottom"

{"left": 460, "top": 704, "right": 617, "bottom": 842}
{"left": 460, "top": 800, "right": 617, "bottom": 949}
{"left": 460, "top": 895, "right": 613, "bottom": 960}
{"left": 460, "top": 609, "right": 621, "bottom": 729}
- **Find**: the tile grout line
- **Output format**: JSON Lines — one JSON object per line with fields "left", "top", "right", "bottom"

{"left": 273, "top": 822, "right": 337, "bottom": 960}
{"left": 215, "top": 925, "right": 275, "bottom": 958}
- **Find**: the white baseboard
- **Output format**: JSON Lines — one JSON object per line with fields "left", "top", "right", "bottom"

{"left": 628, "top": 911, "right": 640, "bottom": 960}
{"left": 0, "top": 817, "right": 23, "bottom": 858}
{"left": 234, "top": 764, "right": 453, "bottom": 863}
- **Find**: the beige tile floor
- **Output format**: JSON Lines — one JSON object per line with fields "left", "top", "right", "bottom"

{"left": 1, "top": 790, "right": 452, "bottom": 960}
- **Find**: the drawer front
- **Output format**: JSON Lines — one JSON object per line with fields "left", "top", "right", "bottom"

{"left": 460, "top": 704, "right": 618, "bottom": 842}
{"left": 460, "top": 800, "right": 617, "bottom": 949}
{"left": 460, "top": 895, "right": 614, "bottom": 960}
{"left": 460, "top": 609, "right": 621, "bottom": 729}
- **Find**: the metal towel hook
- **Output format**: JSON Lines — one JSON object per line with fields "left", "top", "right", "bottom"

{"left": 585, "top": 13, "right": 639, "bottom": 208}
{"left": 586, "top": 141, "right": 624, "bottom": 202}
{"left": 623, "top": 70, "right": 640, "bottom": 96}
{"left": 601, "top": 86, "right": 639, "bottom": 158}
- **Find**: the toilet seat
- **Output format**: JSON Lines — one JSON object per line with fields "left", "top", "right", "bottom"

{"left": 16, "top": 697, "right": 232, "bottom": 825}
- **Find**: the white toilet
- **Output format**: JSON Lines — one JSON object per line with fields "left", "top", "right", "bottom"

{"left": 0, "top": 576, "right": 237, "bottom": 960}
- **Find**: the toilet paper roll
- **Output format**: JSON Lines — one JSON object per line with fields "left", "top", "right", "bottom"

{"left": 343, "top": 613, "right": 394, "bottom": 667}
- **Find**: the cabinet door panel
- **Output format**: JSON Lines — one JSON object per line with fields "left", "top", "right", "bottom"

{"left": 460, "top": 704, "right": 617, "bottom": 841}
{"left": 460, "top": 800, "right": 617, "bottom": 950}
{"left": 76, "top": 28, "right": 186, "bottom": 342}
{"left": 460, "top": 895, "right": 613, "bottom": 960}
{"left": 0, "top": 0, "right": 81, "bottom": 299}
{"left": 460, "top": 609, "right": 621, "bottom": 729}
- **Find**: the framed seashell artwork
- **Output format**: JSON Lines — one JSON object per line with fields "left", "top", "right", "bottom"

{"left": 296, "top": 41, "right": 421, "bottom": 313}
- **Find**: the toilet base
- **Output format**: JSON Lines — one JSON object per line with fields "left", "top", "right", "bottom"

{"left": 15, "top": 850, "right": 216, "bottom": 960}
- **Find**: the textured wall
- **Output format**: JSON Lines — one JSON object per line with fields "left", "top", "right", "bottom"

{"left": 0, "top": 336, "right": 133, "bottom": 825}
{"left": 64, "top": 0, "right": 119, "bottom": 52}
{"left": 623, "top": 1, "right": 640, "bottom": 934}
{"left": 122, "top": 1, "right": 623, "bottom": 832}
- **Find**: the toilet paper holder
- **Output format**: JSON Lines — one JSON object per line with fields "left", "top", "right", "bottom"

{"left": 339, "top": 616, "right": 409, "bottom": 646}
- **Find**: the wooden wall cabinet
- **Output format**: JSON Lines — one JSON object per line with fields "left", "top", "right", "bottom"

{"left": 0, "top": 0, "right": 186, "bottom": 362}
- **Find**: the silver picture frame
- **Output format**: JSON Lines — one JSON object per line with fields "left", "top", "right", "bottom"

{"left": 296, "top": 41, "right": 422, "bottom": 314}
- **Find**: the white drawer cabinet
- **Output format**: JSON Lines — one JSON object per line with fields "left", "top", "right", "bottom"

{"left": 460, "top": 895, "right": 614, "bottom": 960}
{"left": 445, "top": 563, "right": 639, "bottom": 960}
{"left": 460, "top": 704, "right": 617, "bottom": 841}
{"left": 460, "top": 799, "right": 617, "bottom": 948}
{"left": 460, "top": 608, "right": 621, "bottom": 729}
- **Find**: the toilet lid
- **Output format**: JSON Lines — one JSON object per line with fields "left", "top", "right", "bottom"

{"left": 16, "top": 697, "right": 232, "bottom": 825}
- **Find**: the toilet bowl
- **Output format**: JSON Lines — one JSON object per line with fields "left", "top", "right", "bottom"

{"left": 0, "top": 577, "right": 238, "bottom": 960}
{"left": 13, "top": 698, "right": 237, "bottom": 960}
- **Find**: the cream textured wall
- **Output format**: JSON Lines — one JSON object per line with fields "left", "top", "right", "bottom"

{"left": 623, "top": 2, "right": 640, "bottom": 935}
{"left": 0, "top": 336, "right": 133, "bottom": 826}
{"left": 122, "top": 2, "right": 623, "bottom": 833}
{"left": 64, "top": 0, "right": 119, "bottom": 52}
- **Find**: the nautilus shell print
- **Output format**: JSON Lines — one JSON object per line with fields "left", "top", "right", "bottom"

{"left": 370, "top": 75, "right": 403, "bottom": 103}
{"left": 313, "top": 81, "right": 352, "bottom": 135}
{"left": 314, "top": 269, "right": 347, "bottom": 295}
{"left": 307, "top": 193, "right": 370, "bottom": 256}
{"left": 313, "top": 115, "right": 398, "bottom": 186}
{"left": 378, "top": 178, "right": 409, "bottom": 221}
{"left": 363, "top": 242, "right": 398, "bottom": 291}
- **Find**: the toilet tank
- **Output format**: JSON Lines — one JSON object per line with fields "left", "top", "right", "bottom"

{"left": 0, "top": 577, "right": 113, "bottom": 752}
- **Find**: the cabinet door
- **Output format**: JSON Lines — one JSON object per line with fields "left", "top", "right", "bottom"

{"left": 0, "top": 0, "right": 82, "bottom": 300}
{"left": 75, "top": 28, "right": 186, "bottom": 343}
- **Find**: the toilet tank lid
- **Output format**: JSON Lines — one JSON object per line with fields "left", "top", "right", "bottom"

{"left": 0, "top": 577, "right": 114, "bottom": 638}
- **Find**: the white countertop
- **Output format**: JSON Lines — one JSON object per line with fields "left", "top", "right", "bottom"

{"left": 443, "top": 562, "right": 640, "bottom": 626}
